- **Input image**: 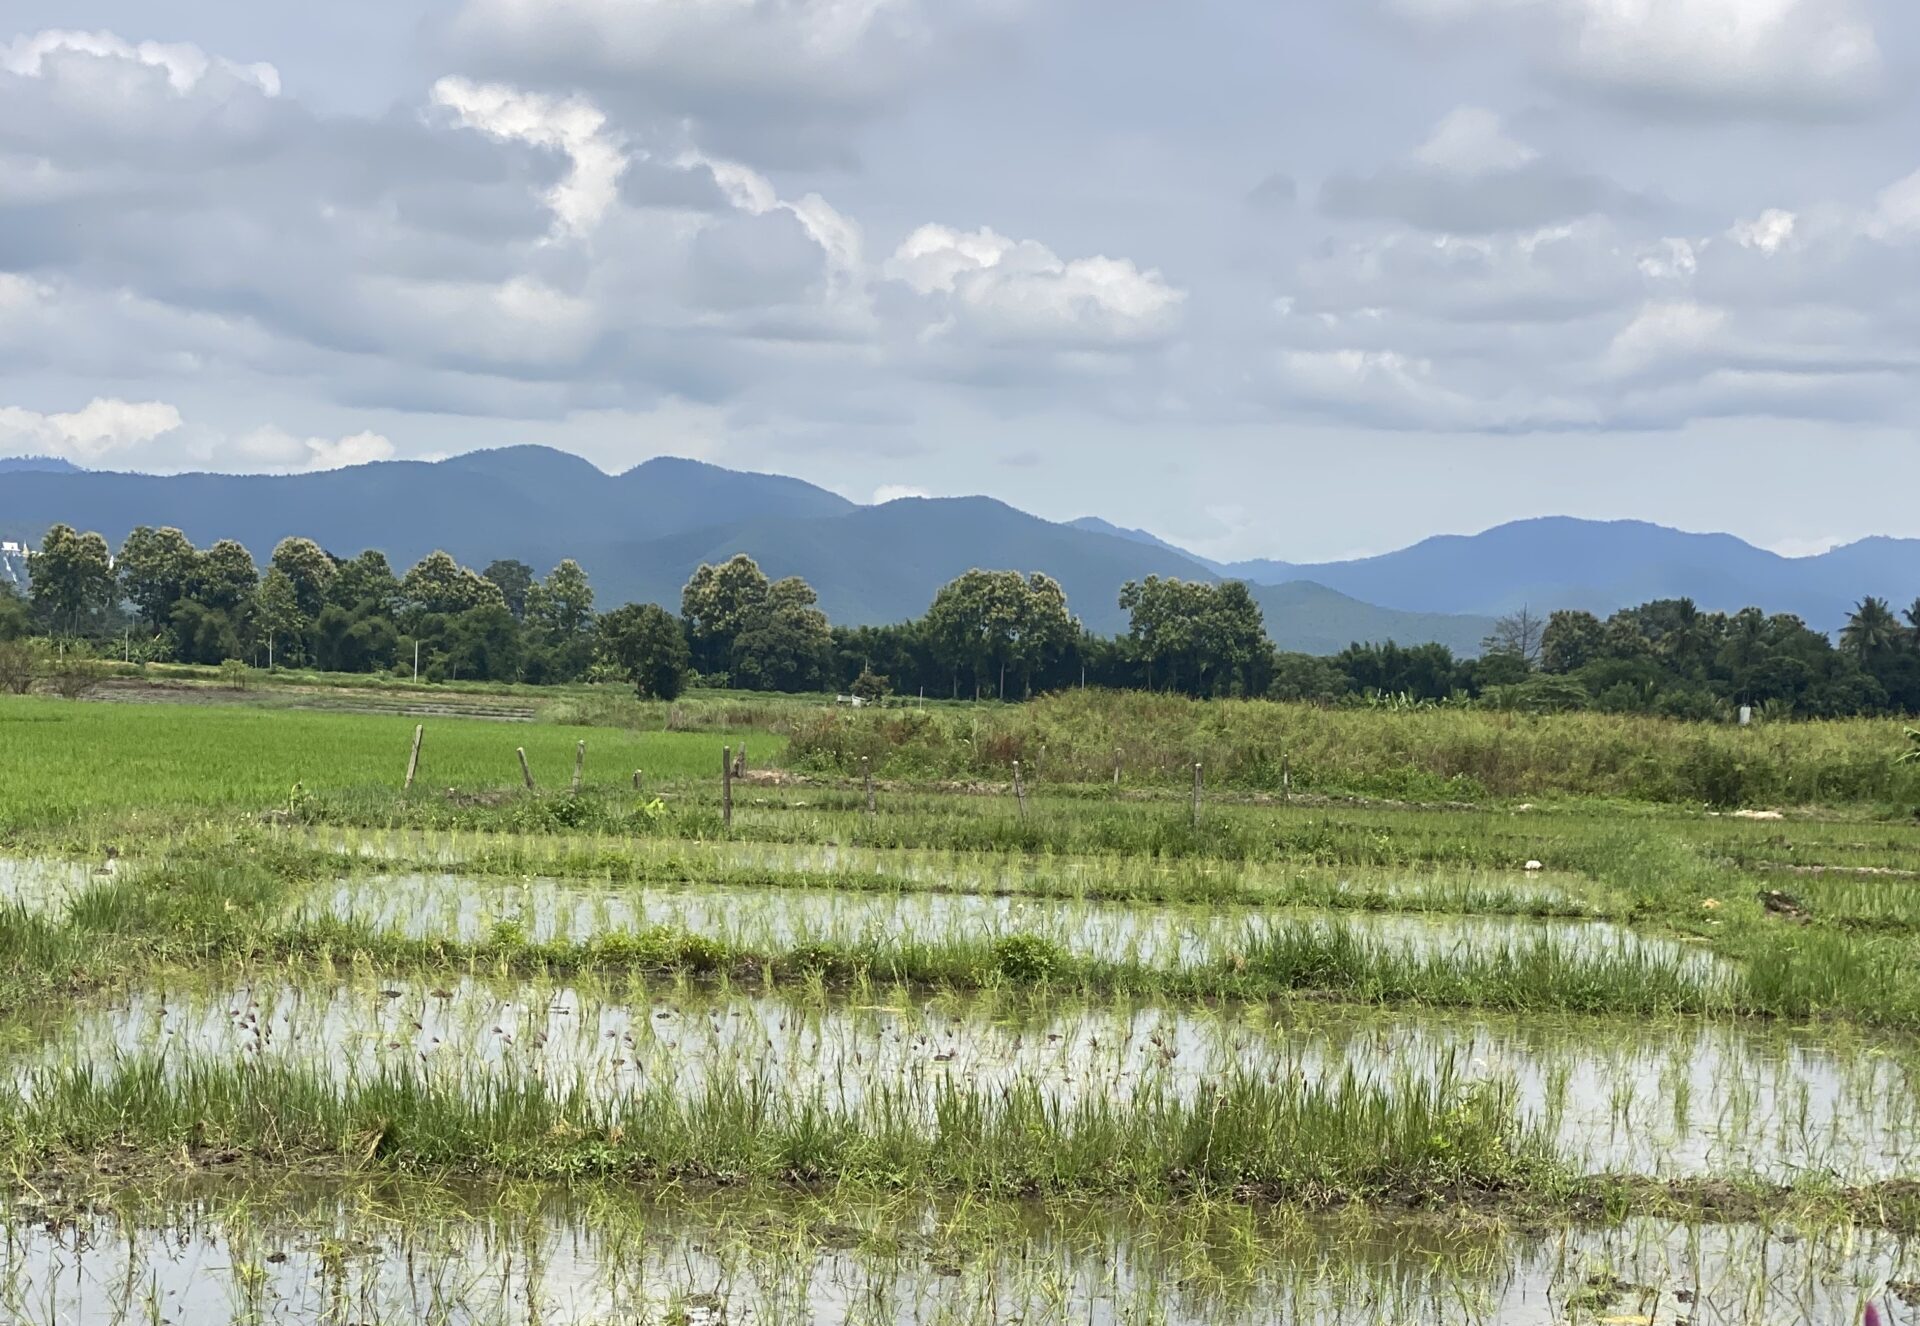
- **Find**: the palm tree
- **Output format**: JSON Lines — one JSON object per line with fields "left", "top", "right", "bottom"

{"left": 1841, "top": 596, "right": 1902, "bottom": 660}
{"left": 1905, "top": 597, "right": 1920, "bottom": 651}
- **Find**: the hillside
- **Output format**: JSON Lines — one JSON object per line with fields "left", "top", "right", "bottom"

{"left": 1213, "top": 518, "right": 1920, "bottom": 633}
{"left": 0, "top": 447, "right": 1494, "bottom": 652}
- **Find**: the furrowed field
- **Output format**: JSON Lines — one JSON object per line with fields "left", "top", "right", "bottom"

{"left": 2, "top": 680, "right": 1920, "bottom": 1324}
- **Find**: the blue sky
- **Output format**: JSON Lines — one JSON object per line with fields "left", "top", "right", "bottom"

{"left": 2, "top": 0, "right": 1919, "bottom": 561}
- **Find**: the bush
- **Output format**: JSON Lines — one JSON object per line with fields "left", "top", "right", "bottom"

{"left": 993, "top": 933, "right": 1067, "bottom": 982}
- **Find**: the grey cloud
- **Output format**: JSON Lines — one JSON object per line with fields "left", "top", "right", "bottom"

{"left": 1320, "top": 160, "right": 1637, "bottom": 233}
{"left": 1246, "top": 172, "right": 1297, "bottom": 212}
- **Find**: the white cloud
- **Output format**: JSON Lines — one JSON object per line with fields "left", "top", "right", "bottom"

{"left": 1, "top": 29, "right": 280, "bottom": 96}
{"left": 1605, "top": 300, "right": 1729, "bottom": 377}
{"left": 431, "top": 77, "right": 626, "bottom": 237}
{"left": 0, "top": 397, "right": 183, "bottom": 462}
{"left": 1392, "top": 0, "right": 1883, "bottom": 116}
{"left": 233, "top": 426, "right": 396, "bottom": 472}
{"left": 1412, "top": 107, "right": 1538, "bottom": 176}
{"left": 887, "top": 225, "right": 1184, "bottom": 345}
{"left": 1729, "top": 209, "right": 1798, "bottom": 254}
{"left": 872, "top": 483, "right": 930, "bottom": 503}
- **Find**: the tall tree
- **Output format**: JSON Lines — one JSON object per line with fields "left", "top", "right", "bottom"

{"left": 599, "top": 602, "right": 691, "bottom": 700}
{"left": 400, "top": 551, "right": 503, "bottom": 624}
{"left": 191, "top": 540, "right": 260, "bottom": 615}
{"left": 1842, "top": 596, "right": 1902, "bottom": 660}
{"left": 253, "top": 568, "right": 303, "bottom": 669}
{"left": 681, "top": 555, "right": 773, "bottom": 676}
{"left": 1540, "top": 610, "right": 1604, "bottom": 674}
{"left": 731, "top": 576, "right": 832, "bottom": 692}
{"left": 28, "top": 524, "right": 114, "bottom": 636}
{"left": 1905, "top": 597, "right": 1920, "bottom": 651}
{"left": 1118, "top": 576, "right": 1267, "bottom": 696}
{"left": 328, "top": 550, "right": 401, "bottom": 616}
{"left": 1481, "top": 605, "right": 1545, "bottom": 668}
{"left": 117, "top": 526, "right": 198, "bottom": 629}
{"left": 483, "top": 559, "right": 537, "bottom": 622}
{"left": 269, "top": 538, "right": 336, "bottom": 621}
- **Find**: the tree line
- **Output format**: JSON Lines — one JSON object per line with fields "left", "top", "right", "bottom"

{"left": 6, "top": 521, "right": 1920, "bottom": 718}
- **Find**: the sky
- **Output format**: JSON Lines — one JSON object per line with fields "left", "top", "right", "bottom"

{"left": 2, "top": 0, "right": 1919, "bottom": 563}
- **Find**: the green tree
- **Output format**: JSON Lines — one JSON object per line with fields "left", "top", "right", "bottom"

{"left": 117, "top": 526, "right": 198, "bottom": 629}
{"left": 438, "top": 603, "right": 523, "bottom": 681}
{"left": 598, "top": 602, "right": 691, "bottom": 700}
{"left": 28, "top": 524, "right": 115, "bottom": 636}
{"left": 1540, "top": 609, "right": 1604, "bottom": 674}
{"left": 1119, "top": 576, "right": 1268, "bottom": 696}
{"left": 731, "top": 577, "right": 832, "bottom": 692}
{"left": 253, "top": 568, "right": 303, "bottom": 669}
{"left": 0, "top": 582, "right": 29, "bottom": 642}
{"left": 191, "top": 540, "right": 260, "bottom": 615}
{"left": 1905, "top": 597, "right": 1920, "bottom": 651}
{"left": 924, "top": 569, "right": 1076, "bottom": 699}
{"left": 526, "top": 559, "right": 596, "bottom": 681}
{"left": 1842, "top": 596, "right": 1902, "bottom": 661}
{"left": 401, "top": 551, "right": 504, "bottom": 624}
{"left": 328, "top": 550, "right": 401, "bottom": 616}
{"left": 269, "top": 537, "right": 336, "bottom": 621}
{"left": 681, "top": 554, "right": 773, "bottom": 676}
{"left": 483, "top": 559, "right": 537, "bottom": 621}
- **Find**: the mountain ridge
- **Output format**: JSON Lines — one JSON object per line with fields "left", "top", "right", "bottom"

{"left": 4, "top": 444, "right": 1903, "bottom": 644}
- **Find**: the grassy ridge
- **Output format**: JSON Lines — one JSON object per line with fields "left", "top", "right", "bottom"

{"left": 789, "top": 689, "right": 1920, "bottom": 807}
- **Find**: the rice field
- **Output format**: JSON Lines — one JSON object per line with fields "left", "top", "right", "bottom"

{"left": 3, "top": 693, "right": 1920, "bottom": 1321}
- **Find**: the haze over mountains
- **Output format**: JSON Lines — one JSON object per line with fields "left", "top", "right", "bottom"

{"left": 1, "top": 447, "right": 1914, "bottom": 652}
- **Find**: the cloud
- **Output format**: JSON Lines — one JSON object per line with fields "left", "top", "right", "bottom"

{"left": 438, "top": 0, "right": 1024, "bottom": 163}
{"left": 0, "top": 397, "right": 183, "bottom": 462}
{"left": 1321, "top": 107, "right": 1639, "bottom": 234}
{"left": 430, "top": 77, "right": 627, "bottom": 237}
{"left": 1, "top": 29, "right": 279, "bottom": 96}
{"left": 231, "top": 426, "right": 397, "bottom": 472}
{"left": 886, "top": 225, "right": 1184, "bottom": 345}
{"left": 873, "top": 483, "right": 930, "bottom": 503}
{"left": 1390, "top": 0, "right": 1884, "bottom": 118}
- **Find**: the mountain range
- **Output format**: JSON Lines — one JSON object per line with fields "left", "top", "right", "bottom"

{"left": 1, "top": 445, "right": 1913, "bottom": 650}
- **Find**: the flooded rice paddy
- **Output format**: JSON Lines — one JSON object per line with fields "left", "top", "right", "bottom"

{"left": 1, "top": 1181, "right": 1914, "bottom": 1326}
{"left": 303, "top": 871, "right": 1708, "bottom": 974}
{"left": 29, "top": 972, "right": 1920, "bottom": 1181}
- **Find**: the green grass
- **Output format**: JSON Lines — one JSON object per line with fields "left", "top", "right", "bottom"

{"left": 789, "top": 688, "right": 1920, "bottom": 808}
{"left": 0, "top": 695, "right": 777, "bottom": 829}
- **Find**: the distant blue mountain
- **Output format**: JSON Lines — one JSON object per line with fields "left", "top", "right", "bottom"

{"left": 0, "top": 456, "right": 83, "bottom": 475}
{"left": 0, "top": 445, "right": 1495, "bottom": 650}
{"left": 1214, "top": 517, "right": 1920, "bottom": 634}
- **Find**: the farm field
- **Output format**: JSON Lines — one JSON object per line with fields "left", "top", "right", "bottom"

{"left": 2, "top": 691, "right": 1920, "bottom": 1322}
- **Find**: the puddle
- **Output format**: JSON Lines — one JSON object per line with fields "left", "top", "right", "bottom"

{"left": 29, "top": 974, "right": 1919, "bottom": 1181}
{"left": 0, "top": 857, "right": 101, "bottom": 915}
{"left": 0, "top": 1179, "right": 1911, "bottom": 1325}
{"left": 305, "top": 873, "right": 1705, "bottom": 977}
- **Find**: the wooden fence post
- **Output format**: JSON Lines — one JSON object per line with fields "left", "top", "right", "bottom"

{"left": 1113, "top": 747, "right": 1122, "bottom": 789}
{"left": 517, "top": 747, "right": 535, "bottom": 791}
{"left": 633, "top": 769, "right": 644, "bottom": 791}
{"left": 572, "top": 740, "right": 586, "bottom": 793}
{"left": 722, "top": 745, "right": 734, "bottom": 831}
{"left": 404, "top": 724, "right": 424, "bottom": 791}
{"left": 735, "top": 744, "right": 747, "bottom": 777}
{"left": 1192, "top": 762, "right": 1203, "bottom": 828}
{"left": 863, "top": 757, "right": 876, "bottom": 816}
{"left": 1282, "top": 754, "right": 1291, "bottom": 805}
{"left": 1012, "top": 760, "right": 1028, "bottom": 819}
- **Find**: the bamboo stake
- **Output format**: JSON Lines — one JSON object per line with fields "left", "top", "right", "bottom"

{"left": 722, "top": 745, "right": 734, "bottom": 830}
{"left": 517, "top": 747, "right": 535, "bottom": 791}
{"left": 1012, "top": 760, "right": 1028, "bottom": 819}
{"left": 572, "top": 740, "right": 586, "bottom": 792}
{"left": 404, "top": 725, "right": 424, "bottom": 791}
